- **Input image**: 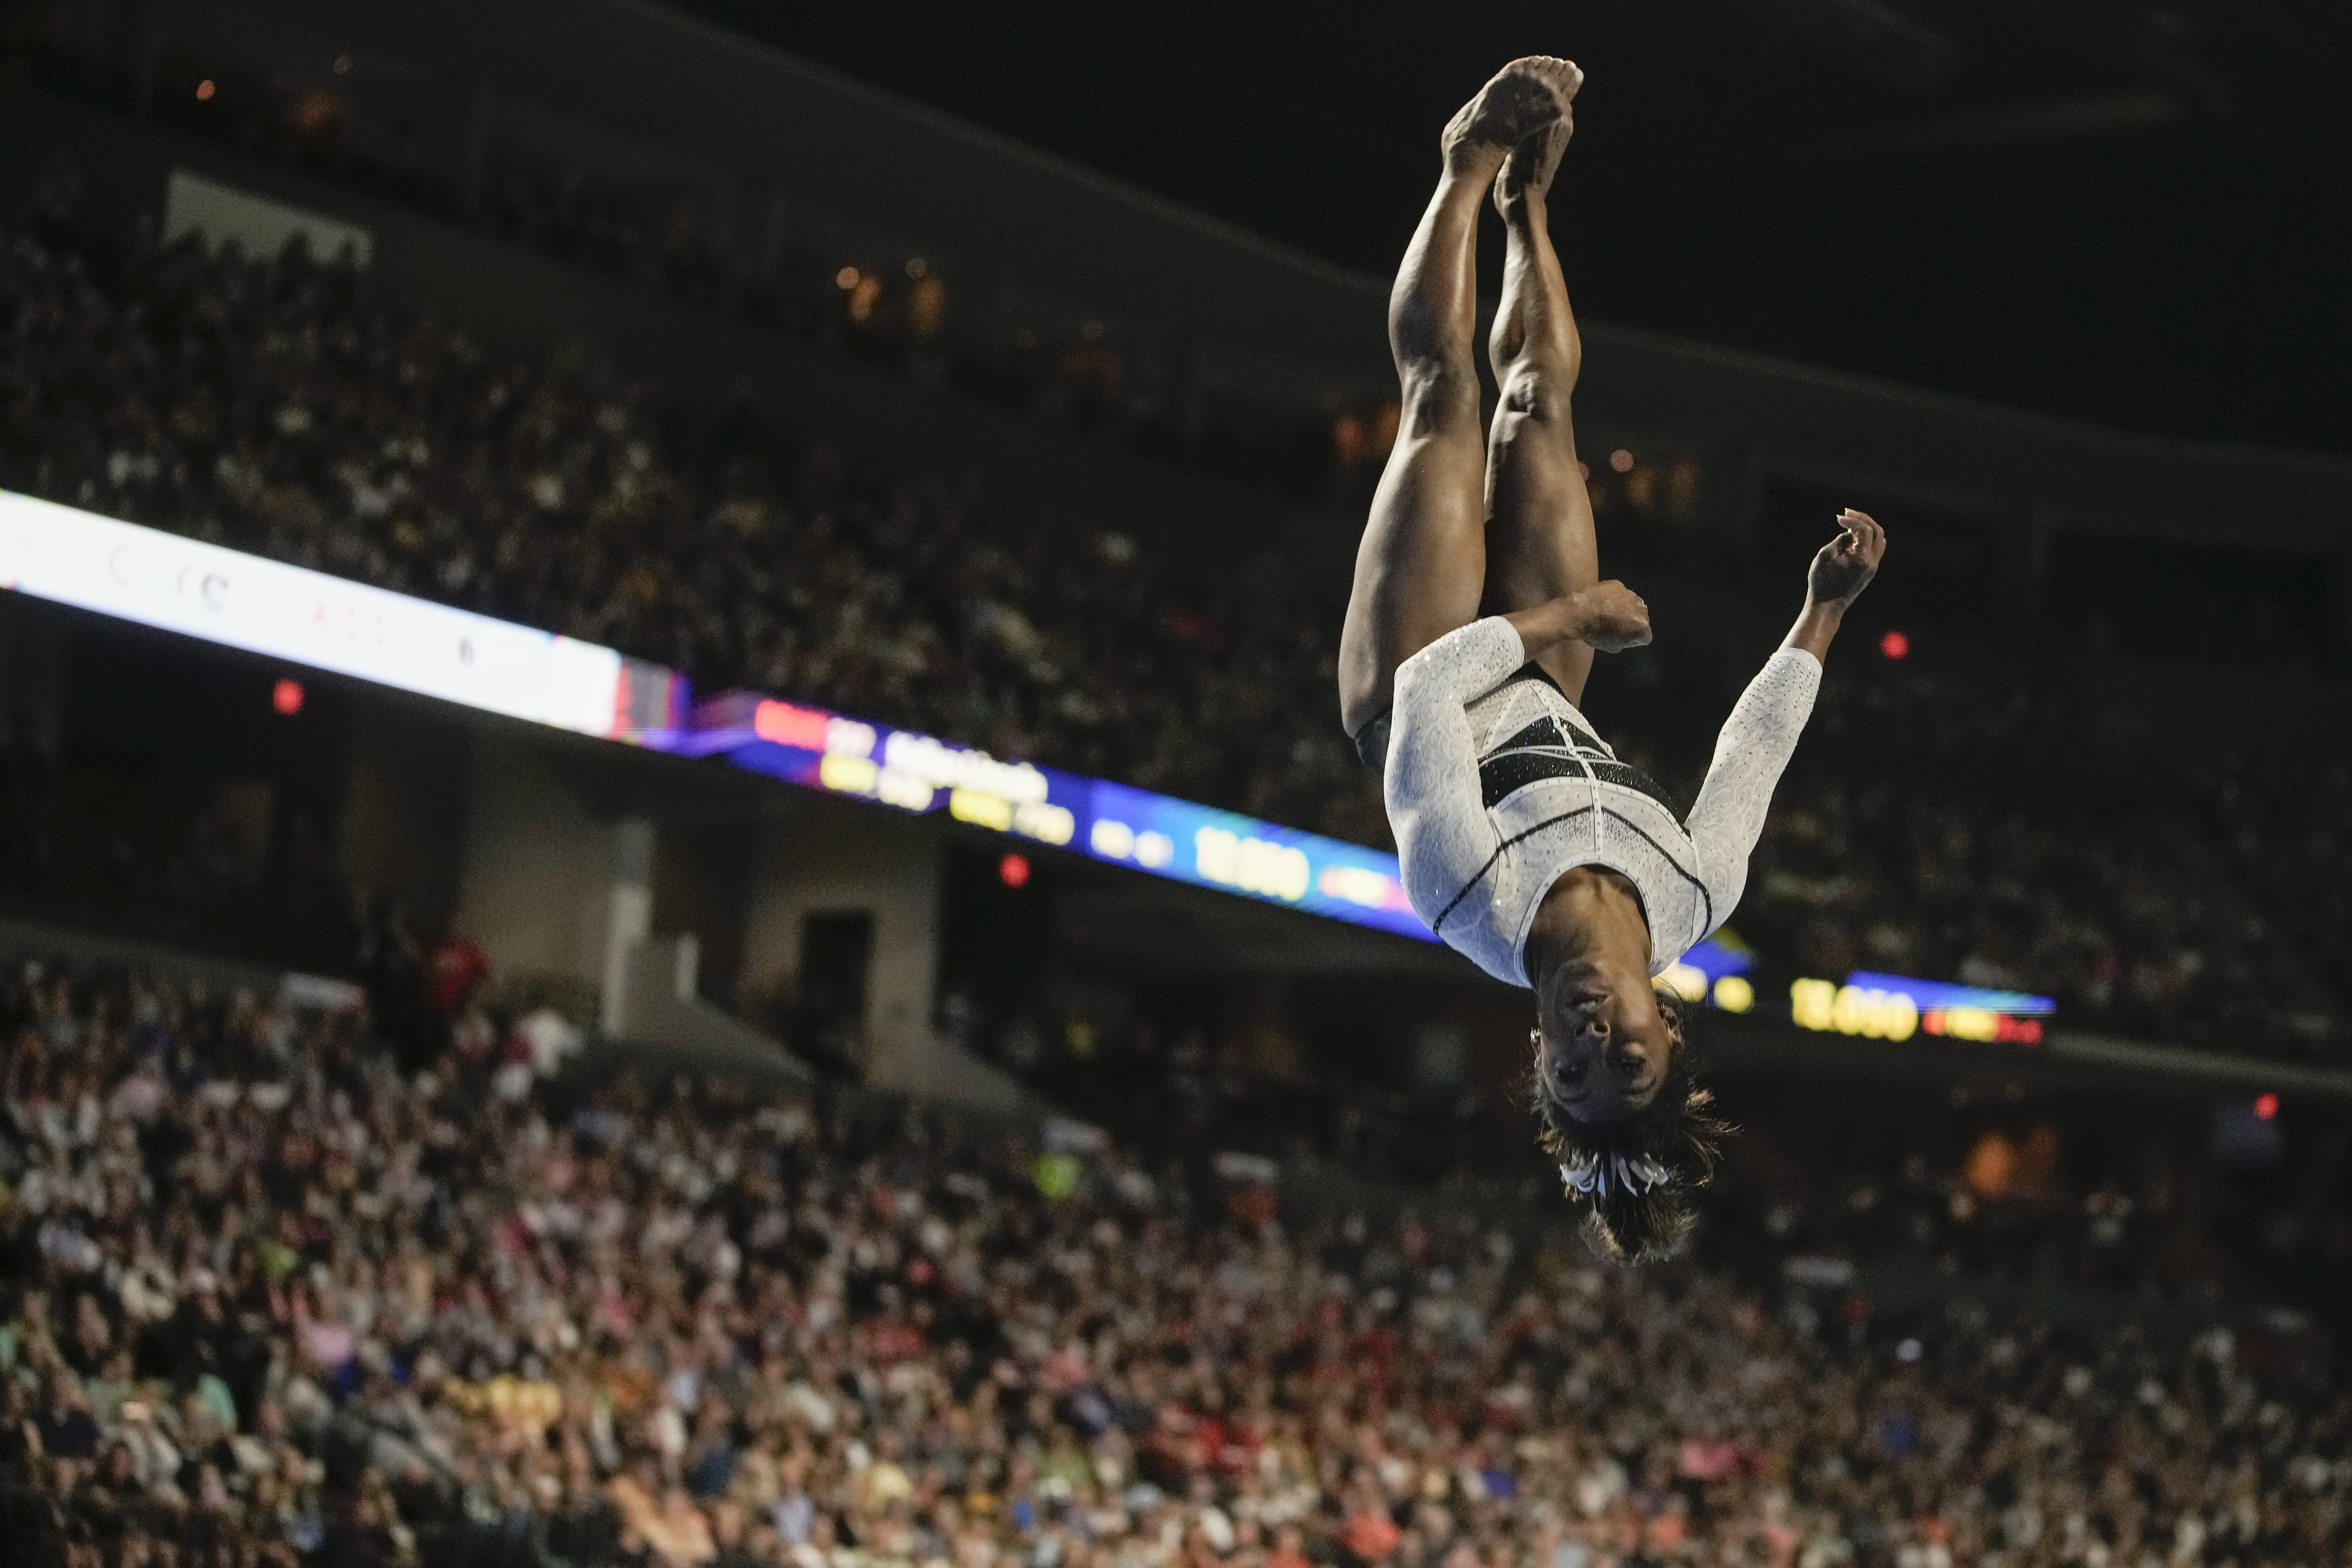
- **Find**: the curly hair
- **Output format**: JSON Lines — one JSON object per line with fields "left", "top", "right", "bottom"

{"left": 1528, "top": 987, "right": 1735, "bottom": 1263}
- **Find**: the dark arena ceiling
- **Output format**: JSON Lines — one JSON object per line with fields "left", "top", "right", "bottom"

{"left": 674, "top": 0, "right": 2352, "bottom": 455}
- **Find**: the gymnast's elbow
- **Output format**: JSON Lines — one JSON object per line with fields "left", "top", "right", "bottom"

{"left": 1697, "top": 857, "right": 1750, "bottom": 936}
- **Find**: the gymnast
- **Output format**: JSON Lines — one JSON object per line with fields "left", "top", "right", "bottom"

{"left": 1337, "top": 57, "right": 1887, "bottom": 1258}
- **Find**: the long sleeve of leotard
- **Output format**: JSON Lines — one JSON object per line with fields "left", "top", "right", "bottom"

{"left": 1385, "top": 616, "right": 1526, "bottom": 935}
{"left": 1682, "top": 647, "right": 1822, "bottom": 941}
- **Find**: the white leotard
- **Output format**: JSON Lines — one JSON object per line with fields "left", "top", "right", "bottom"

{"left": 1383, "top": 616, "right": 1821, "bottom": 985}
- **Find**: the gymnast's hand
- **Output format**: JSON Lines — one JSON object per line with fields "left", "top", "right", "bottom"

{"left": 1507, "top": 580, "right": 1652, "bottom": 661}
{"left": 1808, "top": 509, "right": 1887, "bottom": 609}
{"left": 1569, "top": 580, "right": 1654, "bottom": 651}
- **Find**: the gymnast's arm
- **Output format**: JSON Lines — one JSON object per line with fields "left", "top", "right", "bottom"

{"left": 1386, "top": 618, "right": 1524, "bottom": 912}
{"left": 1498, "top": 579, "right": 1653, "bottom": 663}
{"left": 1685, "top": 510, "right": 1887, "bottom": 933}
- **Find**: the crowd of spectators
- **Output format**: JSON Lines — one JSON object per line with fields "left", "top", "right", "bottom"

{"left": 1619, "top": 651, "right": 2352, "bottom": 1065}
{"left": 0, "top": 32, "right": 1363, "bottom": 510}
{"left": 0, "top": 214, "right": 1376, "bottom": 836}
{"left": 140, "top": 45, "right": 1369, "bottom": 509}
{"left": 6, "top": 957, "right": 2352, "bottom": 1568}
{"left": 2, "top": 212, "right": 2348, "bottom": 1064}
{"left": 938, "top": 971, "right": 2345, "bottom": 1314}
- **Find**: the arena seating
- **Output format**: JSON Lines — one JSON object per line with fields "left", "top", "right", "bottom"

{"left": 3, "top": 960, "right": 2345, "bottom": 1568}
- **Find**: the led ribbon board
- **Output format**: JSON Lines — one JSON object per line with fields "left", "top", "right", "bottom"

{"left": 1790, "top": 970, "right": 2055, "bottom": 1044}
{"left": 0, "top": 492, "right": 1782, "bottom": 961}
{"left": 683, "top": 693, "right": 1434, "bottom": 941}
{"left": 0, "top": 492, "right": 682, "bottom": 739}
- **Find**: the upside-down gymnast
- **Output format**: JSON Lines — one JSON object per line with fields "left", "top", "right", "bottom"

{"left": 1337, "top": 57, "right": 1887, "bottom": 1260}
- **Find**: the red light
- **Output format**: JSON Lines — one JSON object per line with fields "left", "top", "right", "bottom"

{"left": 195, "top": 79, "right": 216, "bottom": 101}
{"left": 998, "top": 853, "right": 1031, "bottom": 889}
{"left": 1879, "top": 630, "right": 1910, "bottom": 660}
{"left": 2254, "top": 1093, "right": 2279, "bottom": 1120}
{"left": 271, "top": 679, "right": 305, "bottom": 715}
{"left": 752, "top": 699, "right": 828, "bottom": 751}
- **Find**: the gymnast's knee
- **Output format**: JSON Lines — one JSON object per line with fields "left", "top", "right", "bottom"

{"left": 1396, "top": 355, "right": 1482, "bottom": 439}
{"left": 1496, "top": 362, "right": 1578, "bottom": 425}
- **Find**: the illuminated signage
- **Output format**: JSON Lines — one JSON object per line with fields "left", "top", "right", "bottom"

{"left": 687, "top": 692, "right": 1433, "bottom": 942}
{"left": 1659, "top": 930, "right": 1759, "bottom": 1014}
{"left": 7, "top": 493, "right": 1733, "bottom": 957}
{"left": 2, "top": 495, "right": 1428, "bottom": 944}
{"left": 0, "top": 492, "right": 682, "bottom": 740}
{"left": 1790, "top": 971, "right": 2054, "bottom": 1045}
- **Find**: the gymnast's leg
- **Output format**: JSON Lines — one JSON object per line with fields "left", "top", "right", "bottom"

{"left": 1478, "top": 62, "right": 1603, "bottom": 706}
{"left": 1337, "top": 59, "right": 1575, "bottom": 746}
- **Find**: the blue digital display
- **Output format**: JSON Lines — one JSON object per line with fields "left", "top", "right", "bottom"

{"left": 675, "top": 692, "right": 1435, "bottom": 942}
{"left": 1084, "top": 779, "right": 1427, "bottom": 940}
{"left": 1656, "top": 929, "right": 1760, "bottom": 1012}
{"left": 1844, "top": 971, "right": 2055, "bottom": 1017}
{"left": 1791, "top": 971, "right": 2055, "bottom": 1044}
{"left": 1677, "top": 930, "right": 1755, "bottom": 987}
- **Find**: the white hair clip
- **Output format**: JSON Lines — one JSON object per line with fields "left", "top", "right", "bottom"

{"left": 1559, "top": 1153, "right": 1671, "bottom": 1198}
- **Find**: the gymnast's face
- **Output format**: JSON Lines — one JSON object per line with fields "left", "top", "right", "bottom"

{"left": 1536, "top": 964, "right": 1673, "bottom": 1123}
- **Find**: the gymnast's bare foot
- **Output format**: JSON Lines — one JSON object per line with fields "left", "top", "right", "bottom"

{"left": 1495, "top": 60, "right": 1581, "bottom": 214}
{"left": 1441, "top": 57, "right": 1575, "bottom": 176}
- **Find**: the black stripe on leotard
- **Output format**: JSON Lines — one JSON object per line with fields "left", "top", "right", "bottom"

{"left": 1479, "top": 750, "right": 1677, "bottom": 814}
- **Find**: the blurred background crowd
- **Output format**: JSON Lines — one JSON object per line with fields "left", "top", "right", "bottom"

{"left": 4, "top": 961, "right": 2347, "bottom": 1568}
